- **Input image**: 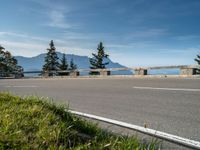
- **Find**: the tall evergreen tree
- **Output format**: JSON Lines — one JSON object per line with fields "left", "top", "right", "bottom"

{"left": 69, "top": 59, "right": 77, "bottom": 71}
{"left": 43, "top": 40, "right": 59, "bottom": 73}
{"left": 195, "top": 53, "right": 200, "bottom": 74}
{"left": 59, "top": 53, "right": 68, "bottom": 70}
{"left": 90, "top": 42, "right": 109, "bottom": 69}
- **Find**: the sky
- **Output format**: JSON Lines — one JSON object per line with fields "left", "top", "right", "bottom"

{"left": 0, "top": 0, "right": 200, "bottom": 67}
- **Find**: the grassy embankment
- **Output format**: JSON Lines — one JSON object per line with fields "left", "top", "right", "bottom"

{"left": 0, "top": 93, "right": 159, "bottom": 149}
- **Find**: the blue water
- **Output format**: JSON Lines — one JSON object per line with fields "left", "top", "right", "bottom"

{"left": 148, "top": 69, "right": 179, "bottom": 75}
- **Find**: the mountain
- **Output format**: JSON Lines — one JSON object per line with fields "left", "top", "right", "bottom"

{"left": 15, "top": 52, "right": 132, "bottom": 75}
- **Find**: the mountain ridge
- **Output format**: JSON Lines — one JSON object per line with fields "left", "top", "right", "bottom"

{"left": 15, "top": 52, "right": 132, "bottom": 75}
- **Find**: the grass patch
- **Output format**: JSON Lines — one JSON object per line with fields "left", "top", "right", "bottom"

{"left": 0, "top": 93, "right": 159, "bottom": 149}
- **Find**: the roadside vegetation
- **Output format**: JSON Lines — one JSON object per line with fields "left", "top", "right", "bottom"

{"left": 0, "top": 93, "right": 159, "bottom": 150}
{"left": 0, "top": 45, "right": 23, "bottom": 78}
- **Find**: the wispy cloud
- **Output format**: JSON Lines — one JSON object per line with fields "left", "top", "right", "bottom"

{"left": 157, "top": 47, "right": 199, "bottom": 55}
{"left": 0, "top": 40, "right": 46, "bottom": 57}
{"left": 0, "top": 39, "right": 93, "bottom": 57}
{"left": 0, "top": 31, "right": 94, "bottom": 57}
{"left": 47, "top": 10, "right": 73, "bottom": 29}
{"left": 30, "top": 0, "right": 67, "bottom": 11}
{"left": 61, "top": 31, "right": 92, "bottom": 40}
{"left": 29, "top": 0, "right": 76, "bottom": 29}
{"left": 173, "top": 35, "right": 200, "bottom": 41}
{"left": 0, "top": 31, "right": 50, "bottom": 42}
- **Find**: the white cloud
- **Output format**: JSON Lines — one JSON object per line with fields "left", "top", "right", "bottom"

{"left": 47, "top": 11, "right": 72, "bottom": 29}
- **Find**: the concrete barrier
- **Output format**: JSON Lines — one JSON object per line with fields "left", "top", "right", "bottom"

{"left": 180, "top": 67, "right": 197, "bottom": 75}
{"left": 135, "top": 68, "right": 148, "bottom": 75}
{"left": 100, "top": 70, "right": 111, "bottom": 76}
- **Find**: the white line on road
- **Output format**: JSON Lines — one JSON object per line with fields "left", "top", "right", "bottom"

{"left": 69, "top": 110, "right": 200, "bottom": 150}
{"left": 5, "top": 85, "right": 38, "bottom": 88}
{"left": 133, "top": 86, "right": 200, "bottom": 92}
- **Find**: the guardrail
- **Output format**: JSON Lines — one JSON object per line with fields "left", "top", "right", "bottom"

{"left": 1, "top": 64, "right": 197, "bottom": 78}
{"left": 69, "top": 110, "right": 200, "bottom": 150}
{"left": 21, "top": 64, "right": 200, "bottom": 77}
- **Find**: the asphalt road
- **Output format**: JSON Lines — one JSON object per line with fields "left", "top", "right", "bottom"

{"left": 0, "top": 77, "right": 200, "bottom": 142}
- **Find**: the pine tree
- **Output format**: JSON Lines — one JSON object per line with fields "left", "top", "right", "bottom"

{"left": 89, "top": 42, "right": 109, "bottom": 75}
{"left": 43, "top": 40, "right": 59, "bottom": 74}
{"left": 195, "top": 53, "right": 200, "bottom": 74}
{"left": 69, "top": 59, "right": 77, "bottom": 71}
{"left": 90, "top": 42, "right": 109, "bottom": 69}
{"left": 59, "top": 53, "right": 68, "bottom": 70}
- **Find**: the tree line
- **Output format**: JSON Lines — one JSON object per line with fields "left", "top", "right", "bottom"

{"left": 42, "top": 40, "right": 78, "bottom": 76}
{"left": 42, "top": 40, "right": 109, "bottom": 76}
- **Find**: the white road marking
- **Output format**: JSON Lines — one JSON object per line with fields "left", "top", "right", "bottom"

{"left": 133, "top": 86, "right": 200, "bottom": 92}
{"left": 5, "top": 85, "right": 38, "bottom": 88}
{"left": 69, "top": 110, "right": 200, "bottom": 149}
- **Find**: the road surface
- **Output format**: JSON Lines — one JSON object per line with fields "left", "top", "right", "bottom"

{"left": 0, "top": 77, "right": 200, "bottom": 142}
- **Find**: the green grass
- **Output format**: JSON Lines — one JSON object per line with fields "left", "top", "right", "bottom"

{"left": 0, "top": 93, "right": 160, "bottom": 150}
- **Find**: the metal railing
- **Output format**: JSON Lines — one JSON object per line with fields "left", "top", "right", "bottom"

{"left": 22, "top": 64, "right": 200, "bottom": 77}
{"left": 1, "top": 64, "right": 199, "bottom": 78}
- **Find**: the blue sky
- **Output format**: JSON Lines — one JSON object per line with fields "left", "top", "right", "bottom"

{"left": 0, "top": 0, "right": 200, "bottom": 67}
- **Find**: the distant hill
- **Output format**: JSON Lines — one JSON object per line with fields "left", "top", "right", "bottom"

{"left": 15, "top": 52, "right": 132, "bottom": 75}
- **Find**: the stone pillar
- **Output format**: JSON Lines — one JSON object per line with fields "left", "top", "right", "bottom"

{"left": 70, "top": 71, "right": 79, "bottom": 77}
{"left": 99, "top": 70, "right": 111, "bottom": 76}
{"left": 43, "top": 71, "right": 49, "bottom": 77}
{"left": 135, "top": 68, "right": 148, "bottom": 75}
{"left": 180, "top": 67, "right": 197, "bottom": 75}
